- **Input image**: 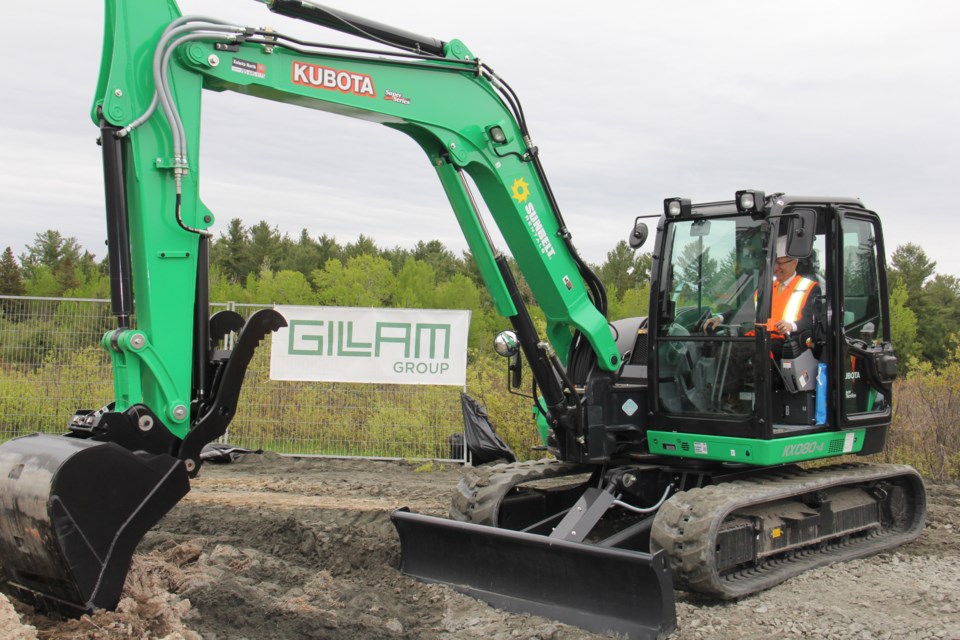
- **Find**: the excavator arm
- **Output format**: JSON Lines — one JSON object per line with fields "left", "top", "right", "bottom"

{"left": 93, "top": 0, "right": 619, "bottom": 445}
{"left": 0, "top": 0, "right": 671, "bottom": 631}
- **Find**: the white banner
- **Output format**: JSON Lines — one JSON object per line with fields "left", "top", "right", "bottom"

{"left": 270, "top": 306, "right": 471, "bottom": 386}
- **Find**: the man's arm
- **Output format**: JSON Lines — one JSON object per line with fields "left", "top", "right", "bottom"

{"left": 793, "top": 282, "right": 823, "bottom": 335}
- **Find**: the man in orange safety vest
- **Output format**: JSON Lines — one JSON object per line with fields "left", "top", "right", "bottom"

{"left": 704, "top": 237, "right": 821, "bottom": 346}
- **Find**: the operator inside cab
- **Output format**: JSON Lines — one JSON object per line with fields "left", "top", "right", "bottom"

{"left": 704, "top": 235, "right": 821, "bottom": 356}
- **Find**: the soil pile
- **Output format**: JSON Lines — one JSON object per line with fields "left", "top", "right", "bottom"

{"left": 2, "top": 454, "right": 958, "bottom": 639}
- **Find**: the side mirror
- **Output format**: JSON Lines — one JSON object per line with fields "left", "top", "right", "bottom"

{"left": 494, "top": 330, "right": 522, "bottom": 389}
{"left": 493, "top": 330, "right": 519, "bottom": 357}
{"left": 785, "top": 208, "right": 816, "bottom": 258}
{"left": 629, "top": 219, "right": 649, "bottom": 250}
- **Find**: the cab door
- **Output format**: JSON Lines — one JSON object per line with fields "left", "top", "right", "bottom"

{"left": 834, "top": 209, "right": 896, "bottom": 428}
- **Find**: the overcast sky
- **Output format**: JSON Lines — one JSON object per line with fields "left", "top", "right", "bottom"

{"left": 2, "top": 1, "right": 958, "bottom": 277}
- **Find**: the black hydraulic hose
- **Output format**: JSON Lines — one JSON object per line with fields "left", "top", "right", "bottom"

{"left": 193, "top": 235, "right": 211, "bottom": 405}
{"left": 478, "top": 65, "right": 609, "bottom": 385}
{"left": 99, "top": 123, "right": 134, "bottom": 328}
{"left": 247, "top": 32, "right": 473, "bottom": 66}
{"left": 496, "top": 256, "right": 566, "bottom": 412}
{"left": 478, "top": 63, "right": 609, "bottom": 323}
{"left": 482, "top": 65, "right": 530, "bottom": 136}
{"left": 266, "top": 0, "right": 446, "bottom": 56}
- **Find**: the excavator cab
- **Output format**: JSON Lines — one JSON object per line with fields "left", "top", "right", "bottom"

{"left": 647, "top": 195, "right": 899, "bottom": 459}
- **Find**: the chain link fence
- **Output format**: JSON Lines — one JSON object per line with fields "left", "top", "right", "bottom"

{"left": 0, "top": 296, "right": 465, "bottom": 461}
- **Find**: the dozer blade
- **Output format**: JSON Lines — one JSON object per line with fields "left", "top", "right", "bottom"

{"left": 391, "top": 509, "right": 676, "bottom": 640}
{"left": 0, "top": 433, "right": 189, "bottom": 616}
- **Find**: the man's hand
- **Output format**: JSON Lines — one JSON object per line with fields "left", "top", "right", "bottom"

{"left": 703, "top": 315, "right": 723, "bottom": 332}
{"left": 774, "top": 320, "right": 794, "bottom": 334}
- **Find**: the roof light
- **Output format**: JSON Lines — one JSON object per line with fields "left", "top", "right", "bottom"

{"left": 663, "top": 198, "right": 691, "bottom": 218}
{"left": 735, "top": 190, "right": 766, "bottom": 214}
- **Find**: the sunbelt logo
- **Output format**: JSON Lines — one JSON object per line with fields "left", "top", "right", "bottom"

{"left": 271, "top": 306, "right": 470, "bottom": 386}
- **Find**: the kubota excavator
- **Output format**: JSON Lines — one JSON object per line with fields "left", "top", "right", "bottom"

{"left": 0, "top": 1, "right": 925, "bottom": 639}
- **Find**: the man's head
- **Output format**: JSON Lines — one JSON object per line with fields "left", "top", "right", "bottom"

{"left": 774, "top": 236, "right": 798, "bottom": 282}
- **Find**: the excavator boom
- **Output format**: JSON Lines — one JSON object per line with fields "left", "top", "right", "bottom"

{"left": 0, "top": 0, "right": 674, "bottom": 635}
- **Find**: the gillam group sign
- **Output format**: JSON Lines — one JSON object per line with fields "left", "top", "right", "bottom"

{"left": 270, "top": 306, "right": 471, "bottom": 386}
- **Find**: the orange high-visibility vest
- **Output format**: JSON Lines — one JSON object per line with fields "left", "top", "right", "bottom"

{"left": 751, "top": 275, "right": 816, "bottom": 337}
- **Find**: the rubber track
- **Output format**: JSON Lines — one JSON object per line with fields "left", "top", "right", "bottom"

{"left": 449, "top": 459, "right": 588, "bottom": 525}
{"left": 650, "top": 463, "right": 926, "bottom": 599}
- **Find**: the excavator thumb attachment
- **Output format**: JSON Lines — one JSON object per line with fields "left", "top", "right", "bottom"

{"left": 0, "top": 433, "right": 189, "bottom": 616}
{"left": 391, "top": 509, "right": 676, "bottom": 640}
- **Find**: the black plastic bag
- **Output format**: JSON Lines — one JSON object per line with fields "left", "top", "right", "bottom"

{"left": 459, "top": 392, "right": 517, "bottom": 465}
{"left": 200, "top": 443, "right": 262, "bottom": 463}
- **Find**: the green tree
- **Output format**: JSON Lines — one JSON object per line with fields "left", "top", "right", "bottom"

{"left": 248, "top": 221, "right": 283, "bottom": 273}
{"left": 459, "top": 250, "right": 484, "bottom": 287}
{"left": 55, "top": 253, "right": 81, "bottom": 293}
{"left": 412, "top": 240, "right": 463, "bottom": 282}
{"left": 382, "top": 245, "right": 413, "bottom": 274}
{"left": 634, "top": 252, "right": 653, "bottom": 283}
{"left": 18, "top": 230, "right": 82, "bottom": 280}
{"left": 212, "top": 218, "right": 256, "bottom": 283}
{"left": 596, "top": 241, "right": 647, "bottom": 301}
{"left": 433, "top": 274, "right": 491, "bottom": 349}
{"left": 315, "top": 234, "right": 343, "bottom": 270}
{"left": 208, "top": 265, "right": 251, "bottom": 303}
{"left": 343, "top": 234, "right": 379, "bottom": 260}
{"left": 888, "top": 282, "right": 918, "bottom": 369}
{"left": 394, "top": 258, "right": 436, "bottom": 308}
{"left": 434, "top": 273, "right": 481, "bottom": 311}
{"left": 62, "top": 258, "right": 110, "bottom": 298}
{"left": 313, "top": 255, "right": 395, "bottom": 306}
{"left": 0, "top": 247, "right": 25, "bottom": 295}
{"left": 889, "top": 243, "right": 935, "bottom": 302}
{"left": 247, "top": 269, "right": 316, "bottom": 305}
{"left": 608, "top": 283, "right": 650, "bottom": 321}
{"left": 23, "top": 266, "right": 60, "bottom": 297}
{"left": 913, "top": 274, "right": 960, "bottom": 365}
{"left": 274, "top": 230, "right": 342, "bottom": 282}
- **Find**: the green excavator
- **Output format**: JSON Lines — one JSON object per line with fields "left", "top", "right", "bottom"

{"left": 0, "top": 2, "right": 925, "bottom": 639}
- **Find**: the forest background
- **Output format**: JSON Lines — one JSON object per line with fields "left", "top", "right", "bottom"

{"left": 1, "top": 222, "right": 958, "bottom": 479}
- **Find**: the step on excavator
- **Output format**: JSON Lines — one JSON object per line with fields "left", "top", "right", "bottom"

{"left": 0, "top": 2, "right": 925, "bottom": 638}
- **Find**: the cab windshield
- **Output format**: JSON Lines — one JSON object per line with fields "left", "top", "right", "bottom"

{"left": 656, "top": 215, "right": 764, "bottom": 416}
{"left": 661, "top": 216, "right": 765, "bottom": 334}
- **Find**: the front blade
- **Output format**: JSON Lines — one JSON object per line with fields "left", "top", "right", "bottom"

{"left": 0, "top": 434, "right": 189, "bottom": 616}
{"left": 392, "top": 509, "right": 676, "bottom": 640}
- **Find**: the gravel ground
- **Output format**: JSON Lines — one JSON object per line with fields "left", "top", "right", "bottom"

{"left": 1, "top": 453, "right": 958, "bottom": 639}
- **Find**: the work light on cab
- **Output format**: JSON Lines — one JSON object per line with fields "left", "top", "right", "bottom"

{"left": 735, "top": 189, "right": 766, "bottom": 214}
{"left": 663, "top": 197, "right": 691, "bottom": 218}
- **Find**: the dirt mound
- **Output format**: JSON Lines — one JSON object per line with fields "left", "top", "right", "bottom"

{"left": 2, "top": 457, "right": 958, "bottom": 639}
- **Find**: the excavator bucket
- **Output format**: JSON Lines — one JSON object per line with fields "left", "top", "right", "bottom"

{"left": 0, "top": 433, "right": 189, "bottom": 616}
{"left": 391, "top": 509, "right": 676, "bottom": 640}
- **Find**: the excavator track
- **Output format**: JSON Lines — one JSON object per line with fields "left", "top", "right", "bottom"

{"left": 450, "top": 459, "right": 591, "bottom": 527}
{"left": 650, "top": 463, "right": 926, "bottom": 599}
